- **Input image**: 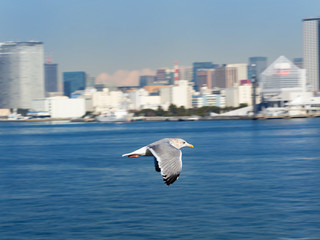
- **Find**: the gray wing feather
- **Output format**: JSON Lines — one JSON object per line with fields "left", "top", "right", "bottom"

{"left": 148, "top": 139, "right": 182, "bottom": 185}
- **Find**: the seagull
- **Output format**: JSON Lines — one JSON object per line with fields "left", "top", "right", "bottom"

{"left": 122, "top": 138, "right": 194, "bottom": 185}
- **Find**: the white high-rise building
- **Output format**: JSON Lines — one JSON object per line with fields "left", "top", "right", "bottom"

{"left": 128, "top": 88, "right": 161, "bottom": 110}
{"left": 0, "top": 41, "right": 45, "bottom": 109}
{"left": 160, "top": 80, "right": 193, "bottom": 109}
{"left": 226, "top": 63, "right": 248, "bottom": 85}
{"left": 172, "top": 80, "right": 192, "bottom": 108}
{"left": 303, "top": 17, "right": 320, "bottom": 92}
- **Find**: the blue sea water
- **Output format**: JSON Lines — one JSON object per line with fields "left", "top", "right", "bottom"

{"left": 0, "top": 119, "right": 320, "bottom": 240}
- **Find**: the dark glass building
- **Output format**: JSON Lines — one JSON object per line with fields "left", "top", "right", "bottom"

{"left": 63, "top": 71, "right": 86, "bottom": 97}
{"left": 248, "top": 57, "right": 267, "bottom": 81}
{"left": 45, "top": 63, "right": 58, "bottom": 93}
{"left": 139, "top": 75, "right": 156, "bottom": 88}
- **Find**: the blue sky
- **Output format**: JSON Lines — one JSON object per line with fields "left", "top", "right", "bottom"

{"left": 1, "top": 0, "right": 320, "bottom": 84}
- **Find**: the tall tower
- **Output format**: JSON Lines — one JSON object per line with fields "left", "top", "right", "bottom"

{"left": 44, "top": 57, "right": 59, "bottom": 94}
{"left": 303, "top": 17, "right": 320, "bottom": 92}
{"left": 174, "top": 61, "right": 180, "bottom": 83}
{"left": 0, "top": 41, "right": 45, "bottom": 109}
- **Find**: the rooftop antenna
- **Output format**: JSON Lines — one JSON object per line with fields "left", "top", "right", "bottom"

{"left": 45, "top": 51, "right": 54, "bottom": 63}
{"left": 46, "top": 57, "right": 52, "bottom": 64}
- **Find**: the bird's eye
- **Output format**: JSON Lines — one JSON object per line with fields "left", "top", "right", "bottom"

{"left": 183, "top": 141, "right": 186, "bottom": 144}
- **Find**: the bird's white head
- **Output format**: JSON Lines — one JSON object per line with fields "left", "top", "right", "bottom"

{"left": 169, "top": 138, "right": 194, "bottom": 149}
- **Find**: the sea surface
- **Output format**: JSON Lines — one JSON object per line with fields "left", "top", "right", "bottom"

{"left": 0, "top": 119, "right": 320, "bottom": 240}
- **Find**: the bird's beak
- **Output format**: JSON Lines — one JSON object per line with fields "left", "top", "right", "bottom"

{"left": 187, "top": 143, "right": 194, "bottom": 148}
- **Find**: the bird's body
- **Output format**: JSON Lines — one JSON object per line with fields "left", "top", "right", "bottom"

{"left": 122, "top": 138, "right": 193, "bottom": 185}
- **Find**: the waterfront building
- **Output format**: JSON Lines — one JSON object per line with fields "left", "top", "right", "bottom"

{"left": 31, "top": 96, "right": 85, "bottom": 118}
{"left": 89, "top": 89, "right": 110, "bottom": 113}
{"left": 109, "top": 90, "right": 127, "bottom": 109}
{"left": 285, "top": 93, "right": 320, "bottom": 115}
{"left": 216, "top": 89, "right": 226, "bottom": 108}
{"left": 63, "top": 71, "right": 86, "bottom": 97}
{"left": 0, "top": 41, "right": 45, "bottom": 109}
{"left": 248, "top": 57, "right": 267, "bottom": 81}
{"left": 172, "top": 80, "right": 192, "bottom": 108}
{"left": 129, "top": 88, "right": 149, "bottom": 110}
{"left": 72, "top": 88, "right": 128, "bottom": 113}
{"left": 160, "top": 86, "right": 171, "bottom": 109}
{"left": 140, "top": 95, "right": 161, "bottom": 110}
{"left": 160, "top": 80, "right": 193, "bottom": 109}
{"left": 260, "top": 55, "right": 307, "bottom": 108}
{"left": 238, "top": 80, "right": 255, "bottom": 106}
{"left": 225, "top": 87, "right": 238, "bottom": 107}
{"left": 303, "top": 17, "right": 320, "bottom": 92}
{"left": 203, "top": 88, "right": 226, "bottom": 108}
{"left": 128, "top": 88, "right": 161, "bottom": 110}
{"left": 191, "top": 94, "right": 204, "bottom": 108}
{"left": 224, "top": 79, "right": 260, "bottom": 108}
{"left": 192, "top": 87, "right": 226, "bottom": 108}
{"left": 44, "top": 58, "right": 58, "bottom": 94}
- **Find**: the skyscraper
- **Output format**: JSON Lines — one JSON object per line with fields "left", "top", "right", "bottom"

{"left": 44, "top": 58, "right": 58, "bottom": 94}
{"left": 63, "top": 72, "right": 87, "bottom": 97}
{"left": 227, "top": 63, "right": 248, "bottom": 85}
{"left": 0, "top": 41, "right": 45, "bottom": 109}
{"left": 248, "top": 57, "right": 267, "bottom": 81}
{"left": 213, "top": 65, "right": 237, "bottom": 89}
{"left": 193, "top": 62, "right": 218, "bottom": 90}
{"left": 196, "top": 69, "right": 214, "bottom": 90}
{"left": 303, "top": 17, "right": 320, "bottom": 92}
{"left": 155, "top": 68, "right": 172, "bottom": 85}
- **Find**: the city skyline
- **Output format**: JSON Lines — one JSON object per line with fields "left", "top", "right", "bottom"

{"left": 1, "top": 0, "right": 320, "bottom": 86}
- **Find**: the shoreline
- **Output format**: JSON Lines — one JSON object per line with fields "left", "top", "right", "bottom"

{"left": 1, "top": 114, "right": 320, "bottom": 123}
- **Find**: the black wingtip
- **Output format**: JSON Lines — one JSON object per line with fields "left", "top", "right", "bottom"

{"left": 163, "top": 174, "right": 180, "bottom": 186}
{"left": 154, "top": 158, "right": 161, "bottom": 172}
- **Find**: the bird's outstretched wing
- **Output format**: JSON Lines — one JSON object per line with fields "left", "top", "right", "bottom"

{"left": 148, "top": 140, "right": 182, "bottom": 185}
